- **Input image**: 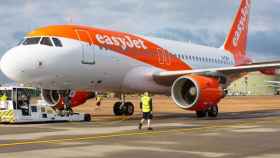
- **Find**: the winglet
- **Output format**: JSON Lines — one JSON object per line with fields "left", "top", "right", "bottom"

{"left": 223, "top": 0, "right": 251, "bottom": 62}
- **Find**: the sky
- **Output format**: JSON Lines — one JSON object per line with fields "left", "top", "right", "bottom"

{"left": 0, "top": 0, "right": 279, "bottom": 82}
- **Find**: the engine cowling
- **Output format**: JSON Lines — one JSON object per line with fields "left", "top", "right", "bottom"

{"left": 171, "top": 75, "right": 225, "bottom": 111}
{"left": 41, "top": 89, "right": 95, "bottom": 109}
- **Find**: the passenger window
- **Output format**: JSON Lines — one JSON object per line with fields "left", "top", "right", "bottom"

{"left": 17, "top": 39, "right": 25, "bottom": 45}
{"left": 182, "top": 54, "right": 185, "bottom": 60}
{"left": 40, "top": 37, "right": 53, "bottom": 46}
{"left": 52, "top": 38, "right": 63, "bottom": 47}
{"left": 23, "top": 37, "right": 41, "bottom": 45}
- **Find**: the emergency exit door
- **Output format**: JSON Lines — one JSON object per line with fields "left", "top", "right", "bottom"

{"left": 75, "top": 30, "right": 95, "bottom": 65}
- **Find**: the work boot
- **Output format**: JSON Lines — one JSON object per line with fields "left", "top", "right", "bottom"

{"left": 138, "top": 123, "right": 142, "bottom": 130}
{"left": 147, "top": 127, "right": 153, "bottom": 130}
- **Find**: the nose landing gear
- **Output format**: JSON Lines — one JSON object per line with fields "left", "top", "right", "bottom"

{"left": 113, "top": 94, "right": 134, "bottom": 116}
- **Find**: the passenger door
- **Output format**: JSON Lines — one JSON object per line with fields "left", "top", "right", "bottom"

{"left": 157, "top": 48, "right": 171, "bottom": 65}
{"left": 75, "top": 30, "right": 95, "bottom": 65}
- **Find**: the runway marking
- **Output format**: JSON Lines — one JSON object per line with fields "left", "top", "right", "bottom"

{"left": 1, "top": 118, "right": 280, "bottom": 148}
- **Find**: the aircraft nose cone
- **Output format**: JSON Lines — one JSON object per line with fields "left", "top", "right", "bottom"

{"left": 1, "top": 48, "right": 27, "bottom": 82}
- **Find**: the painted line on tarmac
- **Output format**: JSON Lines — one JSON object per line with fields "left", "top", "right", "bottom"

{"left": 0, "top": 118, "right": 280, "bottom": 148}
{"left": 0, "top": 126, "right": 221, "bottom": 148}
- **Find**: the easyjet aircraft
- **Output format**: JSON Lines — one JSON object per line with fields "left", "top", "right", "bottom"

{"left": 1, "top": 0, "right": 280, "bottom": 117}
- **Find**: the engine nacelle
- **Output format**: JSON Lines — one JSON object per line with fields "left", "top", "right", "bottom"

{"left": 171, "top": 75, "right": 225, "bottom": 111}
{"left": 41, "top": 89, "right": 95, "bottom": 109}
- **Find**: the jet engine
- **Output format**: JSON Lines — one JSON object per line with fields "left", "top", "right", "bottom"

{"left": 41, "top": 89, "right": 95, "bottom": 109}
{"left": 171, "top": 75, "right": 225, "bottom": 111}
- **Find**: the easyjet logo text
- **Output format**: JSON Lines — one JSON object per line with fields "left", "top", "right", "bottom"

{"left": 233, "top": 0, "right": 250, "bottom": 47}
{"left": 96, "top": 34, "right": 148, "bottom": 50}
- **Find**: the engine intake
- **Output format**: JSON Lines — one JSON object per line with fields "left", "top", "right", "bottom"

{"left": 41, "top": 89, "right": 61, "bottom": 106}
{"left": 41, "top": 89, "right": 95, "bottom": 109}
{"left": 171, "top": 75, "right": 224, "bottom": 111}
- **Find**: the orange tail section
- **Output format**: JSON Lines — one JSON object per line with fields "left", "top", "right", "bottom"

{"left": 223, "top": 0, "right": 251, "bottom": 65}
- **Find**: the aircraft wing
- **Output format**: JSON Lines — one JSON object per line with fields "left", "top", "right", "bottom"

{"left": 153, "top": 61, "right": 280, "bottom": 85}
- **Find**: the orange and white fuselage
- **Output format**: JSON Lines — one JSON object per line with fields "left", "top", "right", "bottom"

{"left": 1, "top": 25, "right": 237, "bottom": 93}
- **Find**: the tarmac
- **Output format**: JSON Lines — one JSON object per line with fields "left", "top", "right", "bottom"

{"left": 0, "top": 96, "right": 280, "bottom": 158}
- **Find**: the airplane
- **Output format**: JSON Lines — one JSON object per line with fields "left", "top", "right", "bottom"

{"left": 1, "top": 0, "right": 280, "bottom": 118}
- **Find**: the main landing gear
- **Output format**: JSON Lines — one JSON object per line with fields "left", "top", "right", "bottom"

{"left": 196, "top": 105, "right": 219, "bottom": 118}
{"left": 113, "top": 94, "right": 134, "bottom": 116}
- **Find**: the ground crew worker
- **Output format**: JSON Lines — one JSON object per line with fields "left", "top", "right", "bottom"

{"left": 63, "top": 93, "right": 73, "bottom": 114}
{"left": 0, "top": 93, "right": 7, "bottom": 102}
{"left": 96, "top": 95, "right": 103, "bottom": 109}
{"left": 0, "top": 93, "right": 8, "bottom": 109}
{"left": 138, "top": 92, "right": 153, "bottom": 130}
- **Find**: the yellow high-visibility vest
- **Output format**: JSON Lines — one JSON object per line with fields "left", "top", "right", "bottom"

{"left": 0, "top": 95, "right": 7, "bottom": 102}
{"left": 96, "top": 96, "right": 102, "bottom": 102}
{"left": 141, "top": 96, "right": 151, "bottom": 112}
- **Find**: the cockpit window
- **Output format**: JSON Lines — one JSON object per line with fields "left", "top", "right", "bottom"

{"left": 22, "top": 37, "right": 41, "bottom": 45}
{"left": 17, "top": 39, "right": 25, "bottom": 45}
{"left": 40, "top": 37, "right": 53, "bottom": 46}
{"left": 52, "top": 38, "right": 63, "bottom": 47}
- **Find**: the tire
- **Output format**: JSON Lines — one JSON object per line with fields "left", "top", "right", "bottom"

{"left": 113, "top": 102, "right": 122, "bottom": 116}
{"left": 84, "top": 114, "right": 91, "bottom": 122}
{"left": 208, "top": 105, "right": 219, "bottom": 117}
{"left": 196, "top": 110, "right": 207, "bottom": 118}
{"left": 124, "top": 102, "right": 134, "bottom": 116}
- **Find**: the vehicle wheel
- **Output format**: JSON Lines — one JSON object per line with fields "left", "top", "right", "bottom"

{"left": 208, "top": 105, "right": 219, "bottom": 117}
{"left": 113, "top": 102, "right": 122, "bottom": 116}
{"left": 124, "top": 102, "right": 134, "bottom": 116}
{"left": 84, "top": 114, "right": 91, "bottom": 122}
{"left": 196, "top": 110, "right": 207, "bottom": 118}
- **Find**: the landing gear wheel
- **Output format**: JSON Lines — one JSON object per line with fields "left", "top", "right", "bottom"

{"left": 208, "top": 105, "right": 219, "bottom": 117}
{"left": 124, "top": 102, "right": 134, "bottom": 116}
{"left": 113, "top": 102, "right": 122, "bottom": 116}
{"left": 84, "top": 114, "right": 91, "bottom": 122}
{"left": 196, "top": 110, "right": 207, "bottom": 118}
{"left": 113, "top": 101, "right": 134, "bottom": 116}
